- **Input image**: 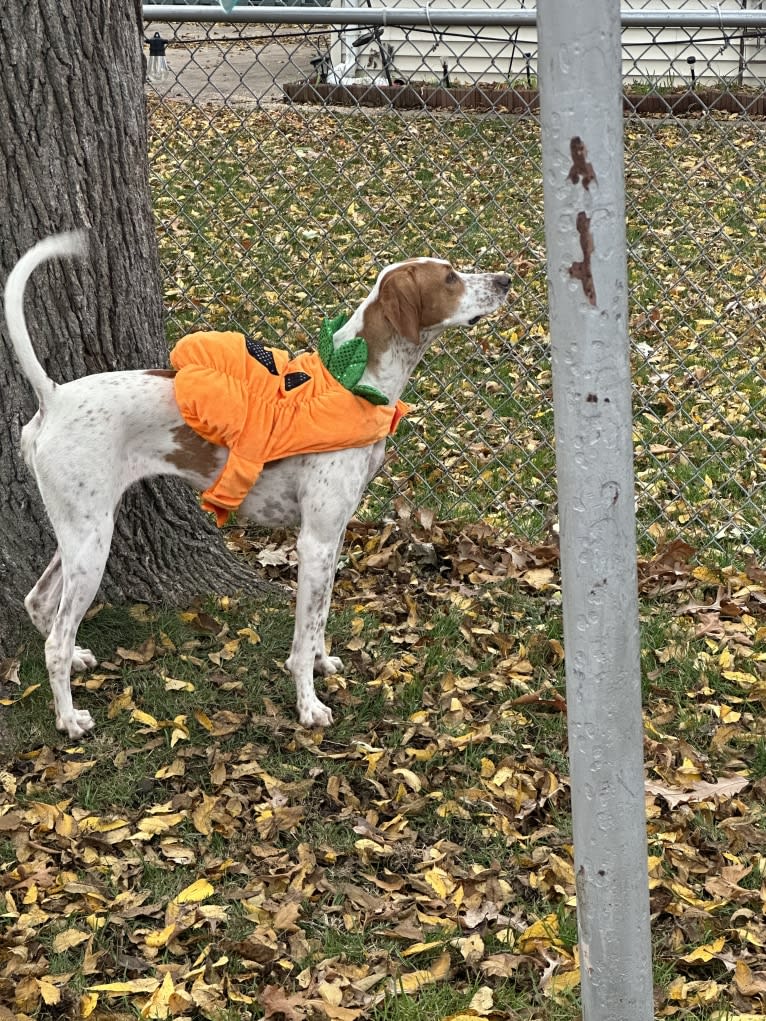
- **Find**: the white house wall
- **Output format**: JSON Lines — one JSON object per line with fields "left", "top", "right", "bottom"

{"left": 329, "top": 0, "right": 766, "bottom": 87}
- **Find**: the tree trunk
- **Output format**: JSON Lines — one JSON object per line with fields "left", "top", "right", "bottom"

{"left": 0, "top": 0, "right": 262, "bottom": 658}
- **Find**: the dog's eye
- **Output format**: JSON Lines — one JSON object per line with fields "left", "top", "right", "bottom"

{"left": 445, "top": 271, "right": 458, "bottom": 284}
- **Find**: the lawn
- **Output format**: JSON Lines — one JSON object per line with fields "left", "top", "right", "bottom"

{"left": 1, "top": 102, "right": 765, "bottom": 1020}
{"left": 149, "top": 101, "right": 766, "bottom": 560}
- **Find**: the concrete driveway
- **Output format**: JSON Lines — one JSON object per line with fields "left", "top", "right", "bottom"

{"left": 144, "top": 21, "right": 320, "bottom": 104}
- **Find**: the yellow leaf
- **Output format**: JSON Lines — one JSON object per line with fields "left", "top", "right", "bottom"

{"left": 195, "top": 709, "right": 214, "bottom": 732}
{"left": 192, "top": 794, "right": 218, "bottom": 836}
{"left": 453, "top": 933, "right": 484, "bottom": 965}
{"left": 0, "top": 682, "right": 42, "bottom": 706}
{"left": 692, "top": 566, "right": 721, "bottom": 584}
{"left": 79, "top": 992, "right": 99, "bottom": 1017}
{"left": 29, "top": 801, "right": 60, "bottom": 829}
{"left": 55, "top": 812, "right": 78, "bottom": 838}
{"left": 676, "top": 756, "right": 703, "bottom": 779}
{"left": 144, "top": 924, "right": 177, "bottom": 949}
{"left": 669, "top": 882, "right": 715, "bottom": 909}
{"left": 140, "top": 972, "right": 175, "bottom": 1019}
{"left": 318, "top": 981, "right": 343, "bottom": 1006}
{"left": 170, "top": 722, "right": 190, "bottom": 747}
{"left": 52, "top": 929, "right": 90, "bottom": 953}
{"left": 712, "top": 1015, "right": 766, "bottom": 1021}
{"left": 734, "top": 960, "right": 766, "bottom": 996}
{"left": 129, "top": 603, "right": 153, "bottom": 621}
{"left": 131, "top": 709, "right": 161, "bottom": 729}
{"left": 174, "top": 878, "right": 214, "bottom": 904}
{"left": 522, "top": 567, "right": 556, "bottom": 590}
{"left": 391, "top": 768, "right": 422, "bottom": 792}
{"left": 681, "top": 936, "right": 726, "bottom": 964}
{"left": 722, "top": 670, "right": 757, "bottom": 687}
{"left": 0, "top": 770, "right": 17, "bottom": 796}
{"left": 441, "top": 1016, "right": 487, "bottom": 1021}
{"left": 37, "top": 978, "right": 60, "bottom": 1006}
{"left": 137, "top": 813, "right": 186, "bottom": 835}
{"left": 517, "top": 913, "right": 562, "bottom": 952}
{"left": 402, "top": 941, "right": 446, "bottom": 957}
{"left": 468, "top": 986, "right": 494, "bottom": 1015}
{"left": 79, "top": 815, "right": 131, "bottom": 835}
{"left": 544, "top": 968, "right": 581, "bottom": 999}
{"left": 668, "top": 977, "right": 721, "bottom": 1004}
{"left": 155, "top": 758, "right": 185, "bottom": 780}
{"left": 354, "top": 838, "right": 393, "bottom": 860}
{"left": 87, "top": 978, "right": 160, "bottom": 995}
{"left": 423, "top": 867, "right": 455, "bottom": 898}
{"left": 108, "top": 688, "right": 135, "bottom": 718}
{"left": 117, "top": 639, "right": 156, "bottom": 663}
{"left": 395, "top": 952, "right": 450, "bottom": 994}
{"left": 237, "top": 626, "right": 261, "bottom": 645}
{"left": 162, "top": 675, "right": 195, "bottom": 692}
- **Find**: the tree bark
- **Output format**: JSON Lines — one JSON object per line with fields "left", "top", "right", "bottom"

{"left": 0, "top": 0, "right": 261, "bottom": 657}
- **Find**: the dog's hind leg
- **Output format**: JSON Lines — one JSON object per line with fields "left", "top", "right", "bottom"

{"left": 42, "top": 512, "right": 114, "bottom": 738}
{"left": 25, "top": 550, "right": 63, "bottom": 635}
{"left": 25, "top": 550, "right": 98, "bottom": 673}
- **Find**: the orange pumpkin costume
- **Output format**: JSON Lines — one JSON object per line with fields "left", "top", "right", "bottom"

{"left": 170, "top": 328, "right": 408, "bottom": 526}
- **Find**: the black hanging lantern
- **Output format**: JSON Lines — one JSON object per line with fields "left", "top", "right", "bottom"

{"left": 146, "top": 32, "right": 170, "bottom": 84}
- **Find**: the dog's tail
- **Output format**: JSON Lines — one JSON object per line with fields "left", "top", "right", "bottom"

{"left": 4, "top": 231, "right": 88, "bottom": 406}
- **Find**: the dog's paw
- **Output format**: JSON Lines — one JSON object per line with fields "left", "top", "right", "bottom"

{"left": 71, "top": 647, "right": 97, "bottom": 673}
{"left": 314, "top": 653, "right": 344, "bottom": 676}
{"left": 298, "top": 697, "right": 334, "bottom": 729}
{"left": 57, "top": 708, "right": 96, "bottom": 739}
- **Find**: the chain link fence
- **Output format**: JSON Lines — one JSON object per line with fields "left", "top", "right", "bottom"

{"left": 143, "top": 4, "right": 766, "bottom": 562}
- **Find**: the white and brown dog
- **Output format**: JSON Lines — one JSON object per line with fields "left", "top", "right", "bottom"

{"left": 4, "top": 232, "right": 510, "bottom": 738}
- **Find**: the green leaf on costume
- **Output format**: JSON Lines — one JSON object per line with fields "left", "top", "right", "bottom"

{"left": 318, "top": 313, "right": 390, "bottom": 404}
{"left": 351, "top": 383, "right": 390, "bottom": 406}
{"left": 318, "top": 312, "right": 348, "bottom": 365}
{"left": 329, "top": 336, "right": 368, "bottom": 390}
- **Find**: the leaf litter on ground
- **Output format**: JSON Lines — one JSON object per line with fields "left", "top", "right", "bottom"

{"left": 2, "top": 511, "right": 766, "bottom": 1019}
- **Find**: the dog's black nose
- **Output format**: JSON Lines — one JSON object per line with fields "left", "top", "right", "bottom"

{"left": 496, "top": 274, "right": 511, "bottom": 292}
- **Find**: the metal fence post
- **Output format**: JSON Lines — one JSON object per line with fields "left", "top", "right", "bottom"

{"left": 537, "top": 3, "right": 654, "bottom": 1019}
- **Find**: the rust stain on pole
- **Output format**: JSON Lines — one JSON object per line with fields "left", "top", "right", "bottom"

{"left": 567, "top": 136, "right": 597, "bottom": 190}
{"left": 569, "top": 210, "right": 597, "bottom": 306}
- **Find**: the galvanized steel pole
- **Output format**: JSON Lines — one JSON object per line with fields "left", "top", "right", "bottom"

{"left": 537, "top": 3, "right": 653, "bottom": 1020}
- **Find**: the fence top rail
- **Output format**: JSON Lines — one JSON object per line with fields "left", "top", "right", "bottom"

{"left": 142, "top": 5, "right": 766, "bottom": 29}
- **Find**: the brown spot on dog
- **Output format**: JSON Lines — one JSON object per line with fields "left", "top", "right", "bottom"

{"left": 362, "top": 260, "right": 466, "bottom": 366}
{"left": 144, "top": 368, "right": 177, "bottom": 379}
{"left": 166, "top": 423, "right": 222, "bottom": 477}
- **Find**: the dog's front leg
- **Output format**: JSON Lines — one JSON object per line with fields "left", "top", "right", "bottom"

{"left": 286, "top": 520, "right": 347, "bottom": 728}
{"left": 312, "top": 529, "right": 347, "bottom": 679}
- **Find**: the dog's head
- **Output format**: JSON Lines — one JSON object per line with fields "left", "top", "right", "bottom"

{"left": 364, "top": 257, "right": 510, "bottom": 346}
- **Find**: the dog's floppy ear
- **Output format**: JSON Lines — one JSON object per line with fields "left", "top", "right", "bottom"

{"left": 378, "top": 267, "right": 421, "bottom": 343}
